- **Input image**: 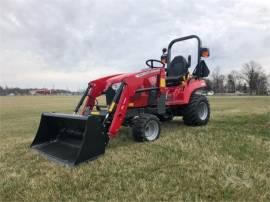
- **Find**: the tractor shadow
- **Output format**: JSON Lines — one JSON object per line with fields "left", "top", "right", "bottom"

{"left": 159, "top": 119, "right": 187, "bottom": 135}
{"left": 107, "top": 127, "right": 134, "bottom": 149}
{"left": 108, "top": 119, "right": 185, "bottom": 149}
{"left": 163, "top": 119, "right": 185, "bottom": 127}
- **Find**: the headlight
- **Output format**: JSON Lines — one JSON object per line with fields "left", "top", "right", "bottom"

{"left": 111, "top": 82, "right": 121, "bottom": 91}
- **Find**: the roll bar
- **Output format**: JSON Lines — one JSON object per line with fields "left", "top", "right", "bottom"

{"left": 167, "top": 35, "right": 202, "bottom": 69}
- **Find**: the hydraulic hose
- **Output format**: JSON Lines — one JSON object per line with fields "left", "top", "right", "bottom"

{"left": 74, "top": 85, "right": 91, "bottom": 114}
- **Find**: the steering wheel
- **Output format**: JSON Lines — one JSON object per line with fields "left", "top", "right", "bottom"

{"left": 146, "top": 59, "right": 165, "bottom": 68}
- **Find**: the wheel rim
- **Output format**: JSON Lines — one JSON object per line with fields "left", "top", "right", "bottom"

{"left": 144, "top": 120, "right": 159, "bottom": 141}
{"left": 198, "top": 102, "right": 208, "bottom": 120}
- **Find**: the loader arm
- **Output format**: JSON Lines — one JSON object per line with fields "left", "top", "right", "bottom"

{"left": 107, "top": 83, "right": 131, "bottom": 137}
{"left": 82, "top": 74, "right": 122, "bottom": 113}
{"left": 107, "top": 68, "right": 166, "bottom": 137}
{"left": 107, "top": 76, "right": 142, "bottom": 137}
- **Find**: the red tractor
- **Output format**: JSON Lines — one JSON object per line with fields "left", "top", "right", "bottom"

{"left": 31, "top": 35, "right": 210, "bottom": 166}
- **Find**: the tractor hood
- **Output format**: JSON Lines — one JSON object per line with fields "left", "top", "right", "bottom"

{"left": 106, "top": 73, "right": 134, "bottom": 84}
{"left": 88, "top": 68, "right": 161, "bottom": 91}
{"left": 105, "top": 68, "right": 160, "bottom": 87}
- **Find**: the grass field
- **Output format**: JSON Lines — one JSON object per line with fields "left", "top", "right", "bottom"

{"left": 0, "top": 96, "right": 269, "bottom": 201}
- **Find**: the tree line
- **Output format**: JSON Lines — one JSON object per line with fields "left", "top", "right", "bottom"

{"left": 0, "top": 86, "right": 76, "bottom": 96}
{"left": 1, "top": 60, "right": 269, "bottom": 96}
{"left": 205, "top": 61, "right": 269, "bottom": 95}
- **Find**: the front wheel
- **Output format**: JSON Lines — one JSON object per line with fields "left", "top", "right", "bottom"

{"left": 183, "top": 94, "right": 210, "bottom": 126}
{"left": 132, "top": 114, "right": 161, "bottom": 142}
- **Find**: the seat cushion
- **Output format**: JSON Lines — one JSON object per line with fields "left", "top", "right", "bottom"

{"left": 167, "top": 56, "right": 188, "bottom": 77}
{"left": 166, "top": 75, "right": 186, "bottom": 87}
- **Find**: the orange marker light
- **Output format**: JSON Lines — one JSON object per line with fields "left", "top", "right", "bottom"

{"left": 202, "top": 50, "right": 209, "bottom": 57}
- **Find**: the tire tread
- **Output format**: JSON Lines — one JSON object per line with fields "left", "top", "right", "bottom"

{"left": 183, "top": 94, "right": 210, "bottom": 126}
{"left": 132, "top": 114, "right": 160, "bottom": 142}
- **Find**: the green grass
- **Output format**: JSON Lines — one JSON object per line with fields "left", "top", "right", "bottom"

{"left": 0, "top": 96, "right": 269, "bottom": 201}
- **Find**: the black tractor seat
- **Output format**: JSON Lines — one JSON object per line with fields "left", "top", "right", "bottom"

{"left": 166, "top": 75, "right": 188, "bottom": 86}
{"left": 166, "top": 56, "right": 189, "bottom": 87}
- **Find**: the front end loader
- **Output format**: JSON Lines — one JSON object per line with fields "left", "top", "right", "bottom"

{"left": 31, "top": 35, "right": 211, "bottom": 166}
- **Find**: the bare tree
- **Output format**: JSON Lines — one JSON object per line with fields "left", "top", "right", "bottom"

{"left": 228, "top": 70, "right": 245, "bottom": 93}
{"left": 241, "top": 61, "right": 268, "bottom": 95}
{"left": 226, "top": 74, "right": 236, "bottom": 93}
{"left": 256, "top": 74, "right": 268, "bottom": 95}
{"left": 211, "top": 66, "right": 225, "bottom": 93}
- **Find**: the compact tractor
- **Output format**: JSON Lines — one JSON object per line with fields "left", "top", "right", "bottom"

{"left": 31, "top": 35, "right": 210, "bottom": 166}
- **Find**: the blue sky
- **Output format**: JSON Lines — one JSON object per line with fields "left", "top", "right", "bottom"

{"left": 0, "top": 0, "right": 269, "bottom": 90}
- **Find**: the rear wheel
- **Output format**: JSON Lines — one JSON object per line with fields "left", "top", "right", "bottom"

{"left": 132, "top": 114, "right": 161, "bottom": 142}
{"left": 183, "top": 94, "right": 210, "bottom": 126}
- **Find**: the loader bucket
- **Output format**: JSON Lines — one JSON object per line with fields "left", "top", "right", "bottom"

{"left": 31, "top": 112, "right": 106, "bottom": 166}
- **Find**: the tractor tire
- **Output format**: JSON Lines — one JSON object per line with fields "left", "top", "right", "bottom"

{"left": 132, "top": 114, "right": 161, "bottom": 142}
{"left": 183, "top": 94, "right": 210, "bottom": 126}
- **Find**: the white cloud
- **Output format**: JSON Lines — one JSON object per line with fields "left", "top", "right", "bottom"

{"left": 0, "top": 0, "right": 269, "bottom": 89}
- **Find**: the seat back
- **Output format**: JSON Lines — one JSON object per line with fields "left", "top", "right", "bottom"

{"left": 167, "top": 56, "right": 188, "bottom": 77}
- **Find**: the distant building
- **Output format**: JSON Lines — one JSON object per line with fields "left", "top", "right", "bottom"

{"left": 30, "top": 88, "right": 51, "bottom": 95}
